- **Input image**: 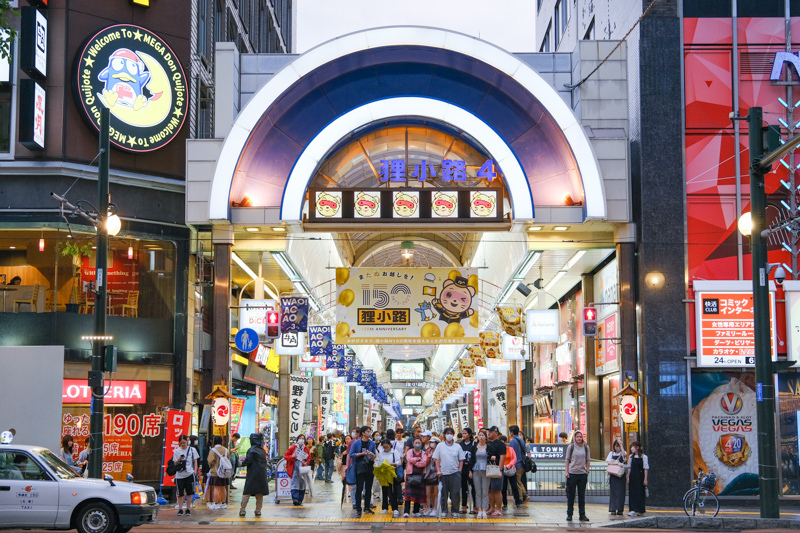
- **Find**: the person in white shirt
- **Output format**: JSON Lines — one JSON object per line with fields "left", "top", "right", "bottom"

{"left": 432, "top": 427, "right": 466, "bottom": 518}
{"left": 375, "top": 439, "right": 403, "bottom": 517}
{"left": 172, "top": 435, "right": 199, "bottom": 516}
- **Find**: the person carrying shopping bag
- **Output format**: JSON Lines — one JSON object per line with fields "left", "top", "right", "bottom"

{"left": 283, "top": 434, "right": 311, "bottom": 506}
{"left": 606, "top": 438, "right": 627, "bottom": 516}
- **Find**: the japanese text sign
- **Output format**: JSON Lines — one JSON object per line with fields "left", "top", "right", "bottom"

{"left": 62, "top": 379, "right": 146, "bottom": 404}
{"left": 281, "top": 296, "right": 308, "bottom": 333}
{"left": 162, "top": 409, "right": 190, "bottom": 487}
{"left": 289, "top": 374, "right": 311, "bottom": 435}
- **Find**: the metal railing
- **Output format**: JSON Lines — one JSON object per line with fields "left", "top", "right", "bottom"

{"left": 525, "top": 464, "right": 610, "bottom": 497}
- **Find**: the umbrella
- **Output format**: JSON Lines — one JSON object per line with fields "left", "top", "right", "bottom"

{"left": 373, "top": 460, "right": 397, "bottom": 487}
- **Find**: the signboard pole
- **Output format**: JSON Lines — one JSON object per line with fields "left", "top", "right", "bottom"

{"left": 747, "top": 106, "right": 779, "bottom": 518}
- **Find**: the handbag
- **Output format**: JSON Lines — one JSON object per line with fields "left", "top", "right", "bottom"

{"left": 503, "top": 465, "right": 517, "bottom": 477}
{"left": 299, "top": 465, "right": 312, "bottom": 475}
{"left": 606, "top": 462, "right": 627, "bottom": 478}
{"left": 486, "top": 461, "right": 502, "bottom": 479}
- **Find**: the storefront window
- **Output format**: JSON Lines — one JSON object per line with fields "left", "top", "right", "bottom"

{"left": 0, "top": 81, "right": 11, "bottom": 152}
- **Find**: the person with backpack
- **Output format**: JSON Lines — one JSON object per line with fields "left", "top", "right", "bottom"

{"left": 206, "top": 435, "right": 233, "bottom": 510}
{"left": 564, "top": 430, "right": 591, "bottom": 522}
{"left": 322, "top": 433, "right": 336, "bottom": 483}
{"left": 349, "top": 425, "right": 377, "bottom": 518}
{"left": 508, "top": 425, "right": 529, "bottom": 504}
{"left": 239, "top": 433, "right": 269, "bottom": 517}
{"left": 171, "top": 434, "right": 199, "bottom": 516}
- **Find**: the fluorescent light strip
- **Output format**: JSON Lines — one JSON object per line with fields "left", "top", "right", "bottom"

{"left": 272, "top": 251, "right": 301, "bottom": 281}
{"left": 497, "top": 280, "right": 519, "bottom": 305}
{"left": 513, "top": 251, "right": 542, "bottom": 281}
{"left": 565, "top": 250, "right": 586, "bottom": 270}
{"left": 231, "top": 252, "right": 280, "bottom": 300}
{"left": 544, "top": 271, "right": 566, "bottom": 292}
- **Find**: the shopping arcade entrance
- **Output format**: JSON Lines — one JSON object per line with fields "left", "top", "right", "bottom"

{"left": 186, "top": 27, "right": 634, "bottom": 459}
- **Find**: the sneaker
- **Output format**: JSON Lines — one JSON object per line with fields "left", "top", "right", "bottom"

{"left": 207, "top": 503, "right": 218, "bottom": 510}
{"left": 381, "top": 509, "right": 388, "bottom": 514}
{"left": 254, "top": 511, "right": 261, "bottom": 517}
{"left": 356, "top": 512, "right": 362, "bottom": 518}
{"left": 364, "top": 508, "right": 374, "bottom": 515}
{"left": 414, "top": 513, "right": 422, "bottom": 517}
{"left": 580, "top": 515, "right": 590, "bottom": 522}
{"left": 628, "top": 511, "right": 638, "bottom": 517}
{"left": 239, "top": 510, "right": 246, "bottom": 517}
{"left": 185, "top": 509, "right": 191, "bottom": 516}
{"left": 393, "top": 510, "right": 399, "bottom": 518}
{"left": 404, "top": 513, "right": 409, "bottom": 518}
{"left": 516, "top": 503, "right": 524, "bottom": 509}
{"left": 221, "top": 503, "right": 228, "bottom": 509}
{"left": 230, "top": 485, "right": 237, "bottom": 490}
{"left": 445, "top": 512, "right": 453, "bottom": 519}
{"left": 177, "top": 509, "right": 184, "bottom": 516}
{"left": 566, "top": 515, "right": 573, "bottom": 521}
{"left": 469, "top": 509, "right": 478, "bottom": 515}
{"left": 501, "top": 505, "right": 508, "bottom": 511}
{"left": 175, "top": 504, "right": 181, "bottom": 510}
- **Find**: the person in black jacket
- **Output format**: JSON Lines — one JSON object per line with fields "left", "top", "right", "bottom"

{"left": 239, "top": 433, "right": 269, "bottom": 517}
{"left": 459, "top": 428, "right": 476, "bottom": 514}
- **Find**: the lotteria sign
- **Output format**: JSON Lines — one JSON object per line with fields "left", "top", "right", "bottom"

{"left": 73, "top": 24, "right": 187, "bottom": 152}
{"left": 63, "top": 380, "right": 147, "bottom": 404}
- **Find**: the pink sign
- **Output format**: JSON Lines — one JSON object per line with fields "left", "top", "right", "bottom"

{"left": 604, "top": 315, "right": 618, "bottom": 364}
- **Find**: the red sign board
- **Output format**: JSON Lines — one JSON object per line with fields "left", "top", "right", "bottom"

{"left": 62, "top": 380, "right": 147, "bottom": 404}
{"left": 161, "top": 409, "right": 191, "bottom": 487}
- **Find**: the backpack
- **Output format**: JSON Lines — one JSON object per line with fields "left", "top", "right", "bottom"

{"left": 323, "top": 441, "right": 335, "bottom": 460}
{"left": 523, "top": 456, "right": 537, "bottom": 473}
{"left": 212, "top": 447, "right": 233, "bottom": 479}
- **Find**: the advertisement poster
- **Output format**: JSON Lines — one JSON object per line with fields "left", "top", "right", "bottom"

{"left": 281, "top": 296, "right": 308, "bottom": 333}
{"left": 230, "top": 398, "right": 245, "bottom": 435}
{"left": 691, "top": 372, "right": 758, "bottom": 495}
{"left": 80, "top": 250, "right": 139, "bottom": 311}
{"left": 778, "top": 374, "right": 800, "bottom": 495}
{"left": 289, "top": 375, "right": 311, "bottom": 435}
{"left": 161, "top": 409, "right": 190, "bottom": 487}
{"left": 320, "top": 390, "right": 332, "bottom": 435}
{"left": 332, "top": 382, "right": 347, "bottom": 412}
{"left": 449, "top": 408, "right": 460, "bottom": 433}
{"left": 335, "top": 267, "right": 481, "bottom": 344}
{"left": 596, "top": 314, "right": 619, "bottom": 375}
{"left": 309, "top": 326, "right": 333, "bottom": 357}
{"left": 491, "top": 385, "right": 508, "bottom": 421}
{"left": 458, "top": 403, "right": 470, "bottom": 431}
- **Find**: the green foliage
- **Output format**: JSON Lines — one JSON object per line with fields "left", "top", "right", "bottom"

{"left": 0, "top": 0, "right": 19, "bottom": 62}
{"left": 59, "top": 241, "right": 94, "bottom": 260}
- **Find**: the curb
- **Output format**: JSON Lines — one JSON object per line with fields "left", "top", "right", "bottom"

{"left": 605, "top": 516, "right": 800, "bottom": 529}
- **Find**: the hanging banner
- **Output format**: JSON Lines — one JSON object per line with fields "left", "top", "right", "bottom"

{"left": 363, "top": 404, "right": 370, "bottom": 426}
{"left": 309, "top": 326, "right": 333, "bottom": 357}
{"left": 276, "top": 332, "right": 305, "bottom": 356}
{"left": 782, "top": 280, "right": 800, "bottom": 362}
{"left": 281, "top": 296, "right": 309, "bottom": 333}
{"left": 526, "top": 310, "right": 559, "bottom": 342}
{"left": 473, "top": 383, "right": 483, "bottom": 429}
{"left": 327, "top": 344, "right": 345, "bottom": 369}
{"left": 239, "top": 299, "right": 276, "bottom": 335}
{"left": 490, "top": 386, "right": 508, "bottom": 419}
{"left": 332, "top": 382, "right": 347, "bottom": 412}
{"left": 370, "top": 409, "right": 379, "bottom": 430}
{"left": 299, "top": 351, "right": 322, "bottom": 368}
{"left": 458, "top": 403, "right": 470, "bottom": 431}
{"left": 161, "top": 409, "right": 190, "bottom": 488}
{"left": 320, "top": 390, "right": 332, "bottom": 435}
{"left": 502, "top": 334, "right": 525, "bottom": 360}
{"left": 230, "top": 398, "right": 245, "bottom": 435}
{"left": 691, "top": 372, "right": 758, "bottom": 495}
{"left": 497, "top": 304, "right": 525, "bottom": 337}
{"left": 289, "top": 374, "right": 311, "bottom": 436}
{"left": 335, "top": 267, "right": 481, "bottom": 344}
{"left": 449, "top": 408, "right": 460, "bottom": 433}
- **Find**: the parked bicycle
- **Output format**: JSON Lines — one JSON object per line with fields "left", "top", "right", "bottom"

{"left": 683, "top": 469, "right": 720, "bottom": 517}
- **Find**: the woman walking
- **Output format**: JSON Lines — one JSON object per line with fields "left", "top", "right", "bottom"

{"left": 627, "top": 441, "right": 648, "bottom": 516}
{"left": 469, "top": 428, "right": 490, "bottom": 519}
{"left": 404, "top": 437, "right": 428, "bottom": 517}
{"left": 304, "top": 437, "right": 316, "bottom": 499}
{"left": 423, "top": 436, "right": 440, "bottom": 516}
{"left": 376, "top": 438, "right": 402, "bottom": 517}
{"left": 500, "top": 435, "right": 522, "bottom": 510}
{"left": 606, "top": 439, "right": 627, "bottom": 516}
{"left": 239, "top": 433, "right": 269, "bottom": 517}
{"left": 206, "top": 436, "right": 231, "bottom": 510}
{"left": 283, "top": 434, "right": 310, "bottom": 506}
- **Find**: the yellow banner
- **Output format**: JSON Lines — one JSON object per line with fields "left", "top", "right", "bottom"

{"left": 335, "top": 267, "right": 481, "bottom": 344}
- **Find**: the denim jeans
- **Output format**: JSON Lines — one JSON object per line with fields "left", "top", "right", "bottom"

{"left": 323, "top": 458, "right": 335, "bottom": 482}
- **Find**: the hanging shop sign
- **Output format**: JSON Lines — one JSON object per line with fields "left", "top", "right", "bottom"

{"left": 276, "top": 332, "right": 304, "bottom": 355}
{"left": 526, "top": 309, "right": 559, "bottom": 342}
{"left": 332, "top": 382, "right": 347, "bottom": 412}
{"left": 239, "top": 299, "right": 275, "bottom": 335}
{"left": 458, "top": 404, "right": 470, "bottom": 431}
{"left": 449, "top": 408, "right": 459, "bottom": 432}
{"left": 694, "top": 280, "right": 777, "bottom": 368}
{"left": 161, "top": 409, "right": 190, "bottom": 487}
{"left": 281, "top": 296, "right": 308, "bottom": 333}
{"left": 691, "top": 372, "right": 758, "bottom": 495}
{"left": 782, "top": 280, "right": 800, "bottom": 362}
{"left": 370, "top": 409, "right": 379, "bottom": 430}
{"left": 595, "top": 313, "right": 619, "bottom": 376}
{"left": 73, "top": 24, "right": 187, "bottom": 152}
{"left": 289, "top": 374, "right": 311, "bottom": 435}
{"left": 335, "top": 267, "right": 481, "bottom": 344}
{"left": 299, "top": 350, "right": 322, "bottom": 368}
{"left": 490, "top": 385, "right": 508, "bottom": 420}
{"left": 62, "top": 379, "right": 146, "bottom": 404}
{"left": 309, "top": 188, "right": 504, "bottom": 224}
{"left": 20, "top": 7, "right": 46, "bottom": 79}
{"left": 309, "top": 325, "right": 333, "bottom": 356}
{"left": 212, "top": 398, "right": 230, "bottom": 425}
{"left": 230, "top": 398, "right": 245, "bottom": 435}
{"left": 319, "top": 390, "right": 332, "bottom": 435}
{"left": 251, "top": 344, "right": 271, "bottom": 366}
{"left": 502, "top": 333, "right": 525, "bottom": 360}
{"left": 19, "top": 79, "right": 45, "bottom": 150}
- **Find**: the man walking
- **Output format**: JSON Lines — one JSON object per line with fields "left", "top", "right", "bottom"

{"left": 564, "top": 430, "right": 591, "bottom": 522}
{"left": 508, "top": 425, "right": 528, "bottom": 505}
{"left": 350, "top": 425, "right": 377, "bottom": 518}
{"left": 485, "top": 426, "right": 506, "bottom": 517}
{"left": 229, "top": 433, "right": 240, "bottom": 490}
{"left": 432, "top": 427, "right": 466, "bottom": 518}
{"left": 322, "top": 433, "right": 336, "bottom": 483}
{"left": 316, "top": 435, "right": 327, "bottom": 480}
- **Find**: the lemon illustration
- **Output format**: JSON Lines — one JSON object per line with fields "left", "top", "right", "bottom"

{"left": 336, "top": 322, "right": 350, "bottom": 339}
{"left": 468, "top": 274, "right": 479, "bottom": 294}
{"left": 448, "top": 270, "right": 462, "bottom": 281}
{"left": 444, "top": 323, "right": 465, "bottom": 338}
{"left": 336, "top": 267, "right": 350, "bottom": 286}
{"left": 420, "top": 322, "right": 441, "bottom": 338}
{"left": 338, "top": 289, "right": 355, "bottom": 307}
{"left": 470, "top": 313, "right": 479, "bottom": 328}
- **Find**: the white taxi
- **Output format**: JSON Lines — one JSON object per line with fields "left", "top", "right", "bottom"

{"left": 0, "top": 438, "right": 157, "bottom": 533}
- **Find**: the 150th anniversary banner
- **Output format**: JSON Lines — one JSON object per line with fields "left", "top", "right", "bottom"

{"left": 73, "top": 24, "right": 187, "bottom": 152}
{"left": 335, "top": 267, "right": 481, "bottom": 344}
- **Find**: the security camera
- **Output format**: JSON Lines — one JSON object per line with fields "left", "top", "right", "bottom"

{"left": 774, "top": 265, "right": 787, "bottom": 285}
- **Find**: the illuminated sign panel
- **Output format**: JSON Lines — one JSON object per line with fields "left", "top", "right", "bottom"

{"left": 310, "top": 188, "right": 504, "bottom": 223}
{"left": 19, "top": 79, "right": 45, "bottom": 150}
{"left": 63, "top": 380, "right": 147, "bottom": 404}
{"left": 21, "top": 7, "right": 46, "bottom": 79}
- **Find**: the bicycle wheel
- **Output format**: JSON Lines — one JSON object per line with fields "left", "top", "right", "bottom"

{"left": 683, "top": 488, "right": 719, "bottom": 517}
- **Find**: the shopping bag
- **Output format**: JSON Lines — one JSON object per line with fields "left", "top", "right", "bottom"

{"left": 486, "top": 462, "right": 502, "bottom": 479}
{"left": 606, "top": 462, "right": 626, "bottom": 478}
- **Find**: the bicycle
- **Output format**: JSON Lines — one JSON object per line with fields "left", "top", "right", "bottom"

{"left": 683, "top": 469, "right": 720, "bottom": 517}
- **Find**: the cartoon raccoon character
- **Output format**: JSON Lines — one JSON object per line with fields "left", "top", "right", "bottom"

{"left": 432, "top": 192, "right": 458, "bottom": 217}
{"left": 354, "top": 192, "right": 380, "bottom": 217}
{"left": 393, "top": 192, "right": 418, "bottom": 217}
{"left": 471, "top": 192, "right": 496, "bottom": 216}
{"left": 317, "top": 192, "right": 341, "bottom": 217}
{"left": 431, "top": 276, "right": 476, "bottom": 324}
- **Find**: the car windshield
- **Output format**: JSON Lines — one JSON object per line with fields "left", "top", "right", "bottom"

{"left": 37, "top": 449, "right": 79, "bottom": 479}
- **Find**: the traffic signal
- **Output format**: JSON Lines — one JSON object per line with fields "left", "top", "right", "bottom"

{"left": 266, "top": 310, "right": 281, "bottom": 339}
{"left": 583, "top": 307, "right": 597, "bottom": 337}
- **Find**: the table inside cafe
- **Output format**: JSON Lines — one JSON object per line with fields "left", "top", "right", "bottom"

{"left": 0, "top": 285, "right": 45, "bottom": 313}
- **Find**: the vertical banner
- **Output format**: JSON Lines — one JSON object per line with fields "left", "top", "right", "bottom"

{"left": 289, "top": 374, "right": 311, "bottom": 436}
{"left": 320, "top": 390, "right": 332, "bottom": 436}
{"left": 490, "top": 385, "right": 508, "bottom": 422}
{"left": 230, "top": 398, "right": 245, "bottom": 435}
{"left": 473, "top": 382, "right": 483, "bottom": 429}
{"left": 281, "top": 296, "right": 309, "bottom": 333}
{"left": 332, "top": 382, "right": 347, "bottom": 412}
{"left": 370, "top": 409, "right": 379, "bottom": 430}
{"left": 449, "top": 408, "right": 460, "bottom": 433}
{"left": 161, "top": 409, "right": 190, "bottom": 488}
{"left": 363, "top": 404, "right": 370, "bottom": 427}
{"left": 309, "top": 326, "right": 333, "bottom": 357}
{"left": 458, "top": 404, "right": 470, "bottom": 432}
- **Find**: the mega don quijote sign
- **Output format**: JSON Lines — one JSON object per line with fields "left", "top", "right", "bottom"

{"left": 73, "top": 24, "right": 187, "bottom": 152}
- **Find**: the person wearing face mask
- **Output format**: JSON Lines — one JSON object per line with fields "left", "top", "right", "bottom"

{"left": 284, "top": 434, "right": 311, "bottom": 506}
{"left": 605, "top": 439, "right": 627, "bottom": 516}
{"left": 626, "top": 441, "right": 648, "bottom": 517}
{"left": 404, "top": 437, "right": 428, "bottom": 517}
{"left": 349, "top": 425, "right": 377, "bottom": 518}
{"left": 564, "top": 430, "right": 591, "bottom": 522}
{"left": 345, "top": 428, "right": 361, "bottom": 507}
{"left": 432, "top": 427, "right": 466, "bottom": 519}
{"left": 423, "top": 436, "right": 440, "bottom": 517}
{"left": 376, "top": 439, "right": 403, "bottom": 517}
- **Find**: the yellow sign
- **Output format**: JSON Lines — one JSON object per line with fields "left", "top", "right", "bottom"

{"left": 212, "top": 424, "right": 226, "bottom": 436}
{"left": 130, "top": 0, "right": 150, "bottom": 6}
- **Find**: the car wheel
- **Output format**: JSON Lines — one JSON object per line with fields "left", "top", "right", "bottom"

{"left": 76, "top": 502, "right": 117, "bottom": 533}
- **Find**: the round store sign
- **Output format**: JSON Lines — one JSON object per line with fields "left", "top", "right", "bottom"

{"left": 73, "top": 24, "right": 187, "bottom": 152}
{"left": 212, "top": 398, "right": 230, "bottom": 425}
{"left": 619, "top": 394, "right": 638, "bottom": 424}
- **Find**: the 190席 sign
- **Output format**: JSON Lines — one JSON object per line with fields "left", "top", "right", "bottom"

{"left": 73, "top": 24, "right": 187, "bottom": 152}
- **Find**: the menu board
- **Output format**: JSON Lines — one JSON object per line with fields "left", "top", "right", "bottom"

{"left": 694, "top": 280, "right": 777, "bottom": 368}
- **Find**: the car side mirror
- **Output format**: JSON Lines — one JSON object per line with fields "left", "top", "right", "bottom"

{"left": 126, "top": 474, "right": 134, "bottom": 482}
{"left": 104, "top": 474, "right": 115, "bottom": 486}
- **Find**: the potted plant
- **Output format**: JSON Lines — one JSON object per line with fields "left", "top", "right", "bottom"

{"left": 59, "top": 242, "right": 93, "bottom": 313}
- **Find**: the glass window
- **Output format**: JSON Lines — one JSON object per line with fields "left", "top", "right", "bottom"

{"left": 0, "top": 452, "right": 48, "bottom": 480}
{"left": 0, "top": 77, "right": 11, "bottom": 152}
{"left": 35, "top": 450, "right": 76, "bottom": 480}
{"left": 583, "top": 17, "right": 595, "bottom": 40}
{"left": 554, "top": 2, "right": 560, "bottom": 50}
{"left": 561, "top": 0, "right": 569, "bottom": 36}
{"left": 540, "top": 22, "right": 551, "bottom": 52}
